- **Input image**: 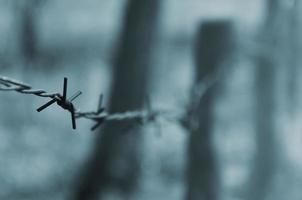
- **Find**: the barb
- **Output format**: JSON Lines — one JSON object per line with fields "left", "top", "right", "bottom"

{"left": 36, "top": 77, "right": 82, "bottom": 129}
{"left": 0, "top": 74, "right": 220, "bottom": 131}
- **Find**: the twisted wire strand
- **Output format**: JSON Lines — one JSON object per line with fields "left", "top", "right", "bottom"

{"left": 0, "top": 74, "right": 219, "bottom": 129}
{"left": 0, "top": 76, "right": 60, "bottom": 98}
{"left": 0, "top": 76, "right": 168, "bottom": 124}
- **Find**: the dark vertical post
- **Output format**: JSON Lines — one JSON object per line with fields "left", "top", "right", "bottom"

{"left": 20, "top": 0, "right": 39, "bottom": 66}
{"left": 74, "top": 0, "right": 160, "bottom": 199}
{"left": 186, "top": 21, "right": 234, "bottom": 200}
{"left": 246, "top": 0, "right": 279, "bottom": 199}
{"left": 288, "top": 0, "right": 300, "bottom": 114}
{"left": 247, "top": 55, "right": 276, "bottom": 200}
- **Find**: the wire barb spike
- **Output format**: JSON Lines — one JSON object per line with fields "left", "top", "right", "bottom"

{"left": 0, "top": 74, "right": 220, "bottom": 132}
{"left": 36, "top": 77, "right": 81, "bottom": 130}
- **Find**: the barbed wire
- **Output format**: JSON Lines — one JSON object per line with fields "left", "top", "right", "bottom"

{"left": 0, "top": 74, "right": 219, "bottom": 131}
{"left": 0, "top": 76, "right": 60, "bottom": 98}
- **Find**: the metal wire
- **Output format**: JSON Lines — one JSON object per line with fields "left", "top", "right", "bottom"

{"left": 0, "top": 76, "right": 60, "bottom": 98}
{"left": 0, "top": 74, "right": 219, "bottom": 130}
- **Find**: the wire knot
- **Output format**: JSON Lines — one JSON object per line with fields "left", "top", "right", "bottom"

{"left": 37, "top": 77, "right": 82, "bottom": 129}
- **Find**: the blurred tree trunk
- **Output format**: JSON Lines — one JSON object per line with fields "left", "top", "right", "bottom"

{"left": 186, "top": 21, "right": 234, "bottom": 200}
{"left": 74, "top": 0, "right": 160, "bottom": 199}
{"left": 246, "top": 0, "right": 281, "bottom": 199}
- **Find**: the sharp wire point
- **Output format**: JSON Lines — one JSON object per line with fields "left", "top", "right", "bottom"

{"left": 91, "top": 118, "right": 105, "bottom": 131}
{"left": 71, "top": 110, "right": 76, "bottom": 129}
{"left": 63, "top": 77, "right": 67, "bottom": 102}
{"left": 37, "top": 98, "right": 57, "bottom": 112}
{"left": 97, "top": 93, "right": 104, "bottom": 113}
{"left": 68, "top": 91, "right": 82, "bottom": 102}
{"left": 91, "top": 122, "right": 101, "bottom": 131}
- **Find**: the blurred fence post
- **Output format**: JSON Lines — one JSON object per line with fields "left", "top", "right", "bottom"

{"left": 73, "top": 0, "right": 160, "bottom": 199}
{"left": 248, "top": 48, "right": 277, "bottom": 200}
{"left": 15, "top": 0, "right": 41, "bottom": 66}
{"left": 186, "top": 21, "right": 234, "bottom": 200}
{"left": 288, "top": 0, "right": 301, "bottom": 114}
{"left": 246, "top": 0, "right": 280, "bottom": 199}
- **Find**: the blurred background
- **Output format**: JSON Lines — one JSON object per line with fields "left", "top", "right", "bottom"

{"left": 0, "top": 0, "right": 302, "bottom": 199}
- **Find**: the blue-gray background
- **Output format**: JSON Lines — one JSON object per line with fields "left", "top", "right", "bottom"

{"left": 0, "top": 0, "right": 301, "bottom": 200}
